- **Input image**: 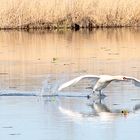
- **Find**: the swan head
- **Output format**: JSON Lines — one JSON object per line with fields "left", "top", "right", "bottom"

{"left": 114, "top": 76, "right": 128, "bottom": 81}
{"left": 123, "top": 76, "right": 128, "bottom": 81}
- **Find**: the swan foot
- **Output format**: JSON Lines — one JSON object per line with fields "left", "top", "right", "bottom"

{"left": 87, "top": 91, "right": 96, "bottom": 99}
{"left": 87, "top": 94, "right": 91, "bottom": 99}
{"left": 86, "top": 88, "right": 94, "bottom": 99}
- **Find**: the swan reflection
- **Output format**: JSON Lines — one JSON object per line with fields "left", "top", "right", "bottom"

{"left": 58, "top": 97, "right": 140, "bottom": 122}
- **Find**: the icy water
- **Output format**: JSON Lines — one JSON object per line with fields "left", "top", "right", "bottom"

{"left": 0, "top": 28, "right": 140, "bottom": 140}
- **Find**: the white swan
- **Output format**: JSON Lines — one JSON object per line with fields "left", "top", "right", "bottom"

{"left": 58, "top": 75, "right": 140, "bottom": 96}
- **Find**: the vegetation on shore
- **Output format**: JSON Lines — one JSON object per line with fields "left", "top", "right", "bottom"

{"left": 0, "top": 0, "right": 140, "bottom": 30}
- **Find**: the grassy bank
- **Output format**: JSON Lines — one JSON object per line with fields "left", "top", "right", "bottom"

{"left": 0, "top": 0, "right": 140, "bottom": 30}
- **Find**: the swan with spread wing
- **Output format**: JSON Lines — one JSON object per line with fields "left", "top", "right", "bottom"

{"left": 58, "top": 75, "right": 140, "bottom": 96}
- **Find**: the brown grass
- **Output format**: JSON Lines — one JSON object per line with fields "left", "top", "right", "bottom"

{"left": 0, "top": 0, "right": 140, "bottom": 29}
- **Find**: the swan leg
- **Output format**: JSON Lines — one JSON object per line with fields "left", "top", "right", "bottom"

{"left": 98, "top": 90, "right": 103, "bottom": 103}
{"left": 87, "top": 93, "right": 92, "bottom": 99}
{"left": 99, "top": 91, "right": 102, "bottom": 103}
{"left": 87, "top": 94, "right": 91, "bottom": 99}
{"left": 99, "top": 90, "right": 102, "bottom": 96}
{"left": 98, "top": 90, "right": 106, "bottom": 98}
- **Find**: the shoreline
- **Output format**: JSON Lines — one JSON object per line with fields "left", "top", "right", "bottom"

{"left": 0, "top": 22, "right": 140, "bottom": 31}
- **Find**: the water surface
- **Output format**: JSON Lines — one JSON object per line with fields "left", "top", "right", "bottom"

{"left": 0, "top": 28, "right": 140, "bottom": 140}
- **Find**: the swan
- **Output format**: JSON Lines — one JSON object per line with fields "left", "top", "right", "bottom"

{"left": 58, "top": 75, "right": 140, "bottom": 97}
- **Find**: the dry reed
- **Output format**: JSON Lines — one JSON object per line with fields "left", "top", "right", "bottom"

{"left": 0, "top": 0, "right": 140, "bottom": 29}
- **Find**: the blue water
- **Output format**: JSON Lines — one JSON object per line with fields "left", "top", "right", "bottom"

{"left": 0, "top": 28, "right": 140, "bottom": 140}
{"left": 0, "top": 93, "right": 140, "bottom": 140}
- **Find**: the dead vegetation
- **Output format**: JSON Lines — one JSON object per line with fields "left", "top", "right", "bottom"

{"left": 0, "top": 0, "right": 140, "bottom": 30}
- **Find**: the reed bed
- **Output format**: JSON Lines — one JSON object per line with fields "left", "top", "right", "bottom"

{"left": 0, "top": 0, "right": 140, "bottom": 29}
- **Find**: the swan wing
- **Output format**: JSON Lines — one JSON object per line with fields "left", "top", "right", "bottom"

{"left": 125, "top": 76, "right": 140, "bottom": 87}
{"left": 58, "top": 75, "right": 100, "bottom": 91}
